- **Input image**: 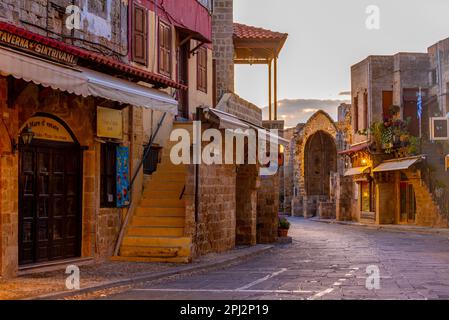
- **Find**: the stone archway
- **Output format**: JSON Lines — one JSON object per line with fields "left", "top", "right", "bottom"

{"left": 289, "top": 111, "right": 339, "bottom": 217}
{"left": 304, "top": 131, "right": 337, "bottom": 197}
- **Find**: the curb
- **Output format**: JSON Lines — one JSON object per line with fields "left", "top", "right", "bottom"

{"left": 28, "top": 245, "right": 274, "bottom": 300}
{"left": 309, "top": 218, "right": 449, "bottom": 236}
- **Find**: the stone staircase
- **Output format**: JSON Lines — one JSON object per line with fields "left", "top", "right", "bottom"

{"left": 417, "top": 140, "right": 449, "bottom": 226}
{"left": 114, "top": 123, "right": 193, "bottom": 263}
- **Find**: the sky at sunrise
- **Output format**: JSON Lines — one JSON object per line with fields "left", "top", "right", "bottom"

{"left": 233, "top": 0, "right": 449, "bottom": 110}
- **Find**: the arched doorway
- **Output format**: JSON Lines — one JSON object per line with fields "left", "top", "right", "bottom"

{"left": 18, "top": 113, "right": 82, "bottom": 265}
{"left": 303, "top": 131, "right": 337, "bottom": 216}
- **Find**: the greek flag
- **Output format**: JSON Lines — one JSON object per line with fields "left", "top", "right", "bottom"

{"left": 417, "top": 91, "right": 423, "bottom": 120}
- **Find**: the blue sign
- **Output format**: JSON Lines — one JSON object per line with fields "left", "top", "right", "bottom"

{"left": 116, "top": 146, "right": 130, "bottom": 208}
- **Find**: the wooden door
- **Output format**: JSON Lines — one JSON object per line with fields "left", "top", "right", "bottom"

{"left": 400, "top": 182, "right": 416, "bottom": 224}
{"left": 19, "top": 143, "right": 81, "bottom": 265}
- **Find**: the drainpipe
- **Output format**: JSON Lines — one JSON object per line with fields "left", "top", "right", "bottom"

{"left": 194, "top": 107, "right": 201, "bottom": 223}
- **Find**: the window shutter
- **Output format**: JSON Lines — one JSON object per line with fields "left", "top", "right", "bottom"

{"left": 158, "top": 21, "right": 172, "bottom": 77}
{"left": 132, "top": 5, "right": 147, "bottom": 65}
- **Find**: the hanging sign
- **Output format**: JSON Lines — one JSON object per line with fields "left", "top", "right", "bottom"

{"left": 116, "top": 146, "right": 130, "bottom": 208}
{"left": 20, "top": 116, "right": 74, "bottom": 143}
{"left": 97, "top": 107, "right": 123, "bottom": 140}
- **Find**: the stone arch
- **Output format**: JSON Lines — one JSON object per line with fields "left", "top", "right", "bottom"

{"left": 304, "top": 130, "right": 337, "bottom": 197}
{"left": 290, "top": 110, "right": 339, "bottom": 217}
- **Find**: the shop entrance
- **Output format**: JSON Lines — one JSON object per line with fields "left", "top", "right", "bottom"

{"left": 18, "top": 116, "right": 82, "bottom": 265}
{"left": 399, "top": 179, "right": 416, "bottom": 224}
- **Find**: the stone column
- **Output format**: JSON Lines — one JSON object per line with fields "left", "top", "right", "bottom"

{"left": 212, "top": 0, "right": 235, "bottom": 103}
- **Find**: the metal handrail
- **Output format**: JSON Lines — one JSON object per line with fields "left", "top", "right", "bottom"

{"left": 113, "top": 112, "right": 167, "bottom": 257}
{"left": 129, "top": 112, "right": 168, "bottom": 192}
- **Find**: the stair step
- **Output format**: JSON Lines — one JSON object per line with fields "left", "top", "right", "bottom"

{"left": 150, "top": 172, "right": 186, "bottom": 182}
{"left": 122, "top": 236, "right": 191, "bottom": 247}
{"left": 120, "top": 245, "right": 190, "bottom": 258}
{"left": 127, "top": 226, "right": 185, "bottom": 237}
{"left": 155, "top": 165, "right": 187, "bottom": 173}
{"left": 135, "top": 207, "right": 185, "bottom": 217}
{"left": 142, "top": 190, "right": 183, "bottom": 199}
{"left": 139, "top": 198, "right": 185, "bottom": 208}
{"left": 111, "top": 255, "right": 190, "bottom": 263}
{"left": 132, "top": 216, "right": 185, "bottom": 227}
{"left": 144, "top": 180, "right": 185, "bottom": 191}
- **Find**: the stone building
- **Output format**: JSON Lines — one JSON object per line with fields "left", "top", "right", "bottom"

{"left": 0, "top": 0, "right": 290, "bottom": 277}
{"left": 0, "top": 0, "right": 185, "bottom": 277}
{"left": 284, "top": 111, "right": 345, "bottom": 219}
{"left": 339, "top": 45, "right": 449, "bottom": 227}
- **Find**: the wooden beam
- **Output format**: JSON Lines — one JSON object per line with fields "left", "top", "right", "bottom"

{"left": 268, "top": 60, "right": 272, "bottom": 121}
{"left": 274, "top": 56, "right": 278, "bottom": 120}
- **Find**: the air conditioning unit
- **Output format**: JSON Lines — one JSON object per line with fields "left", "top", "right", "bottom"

{"left": 430, "top": 117, "right": 449, "bottom": 140}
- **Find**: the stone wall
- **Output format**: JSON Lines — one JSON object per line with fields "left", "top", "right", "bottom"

{"left": 0, "top": 0, "right": 128, "bottom": 60}
{"left": 212, "top": 0, "right": 234, "bottom": 104}
{"left": 257, "top": 173, "right": 279, "bottom": 244}
{"left": 236, "top": 164, "right": 258, "bottom": 245}
{"left": 195, "top": 164, "right": 237, "bottom": 255}
{"left": 216, "top": 93, "right": 262, "bottom": 126}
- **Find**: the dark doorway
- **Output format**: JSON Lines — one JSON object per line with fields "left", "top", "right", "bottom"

{"left": 400, "top": 180, "right": 416, "bottom": 224}
{"left": 304, "top": 131, "right": 337, "bottom": 197}
{"left": 19, "top": 141, "right": 82, "bottom": 265}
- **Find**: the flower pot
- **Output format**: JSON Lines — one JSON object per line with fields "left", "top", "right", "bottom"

{"left": 278, "top": 228, "right": 289, "bottom": 237}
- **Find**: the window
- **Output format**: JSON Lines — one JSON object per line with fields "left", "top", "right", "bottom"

{"left": 132, "top": 5, "right": 148, "bottom": 65}
{"left": 100, "top": 143, "right": 117, "bottom": 208}
{"left": 362, "top": 92, "right": 368, "bottom": 130}
{"left": 360, "top": 181, "right": 375, "bottom": 212}
{"left": 353, "top": 96, "right": 359, "bottom": 132}
{"left": 382, "top": 91, "right": 393, "bottom": 120}
{"left": 197, "top": 46, "right": 208, "bottom": 93}
{"left": 158, "top": 21, "right": 172, "bottom": 77}
{"left": 431, "top": 69, "right": 438, "bottom": 86}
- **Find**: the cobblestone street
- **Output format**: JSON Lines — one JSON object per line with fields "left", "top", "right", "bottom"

{"left": 102, "top": 218, "right": 449, "bottom": 300}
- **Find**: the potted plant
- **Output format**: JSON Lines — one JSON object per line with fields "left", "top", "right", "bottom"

{"left": 278, "top": 217, "right": 291, "bottom": 237}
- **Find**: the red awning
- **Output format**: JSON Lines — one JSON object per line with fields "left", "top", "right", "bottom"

{"left": 158, "top": 0, "right": 212, "bottom": 43}
{"left": 339, "top": 142, "right": 372, "bottom": 155}
{"left": 0, "top": 22, "right": 186, "bottom": 90}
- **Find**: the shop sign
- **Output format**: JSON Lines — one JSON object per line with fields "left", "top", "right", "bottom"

{"left": 97, "top": 107, "right": 123, "bottom": 140}
{"left": 20, "top": 116, "right": 74, "bottom": 143}
{"left": 116, "top": 146, "right": 130, "bottom": 208}
{"left": 0, "top": 30, "right": 78, "bottom": 65}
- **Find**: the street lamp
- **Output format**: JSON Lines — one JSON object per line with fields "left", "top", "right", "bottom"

{"left": 20, "top": 125, "right": 35, "bottom": 146}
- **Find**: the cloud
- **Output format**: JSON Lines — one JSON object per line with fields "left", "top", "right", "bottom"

{"left": 262, "top": 99, "right": 350, "bottom": 128}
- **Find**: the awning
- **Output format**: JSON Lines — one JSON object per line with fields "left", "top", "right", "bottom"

{"left": 373, "top": 156, "right": 425, "bottom": 173}
{"left": 339, "top": 142, "right": 371, "bottom": 155}
{"left": 82, "top": 68, "right": 178, "bottom": 114}
{"left": 203, "top": 108, "right": 290, "bottom": 146}
{"left": 0, "top": 46, "right": 86, "bottom": 96}
{"left": 205, "top": 108, "right": 250, "bottom": 130}
{"left": 0, "top": 47, "right": 178, "bottom": 114}
{"left": 344, "top": 167, "right": 370, "bottom": 176}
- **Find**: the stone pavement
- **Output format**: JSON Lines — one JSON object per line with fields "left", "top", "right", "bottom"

{"left": 0, "top": 245, "right": 272, "bottom": 300}
{"left": 99, "top": 217, "right": 449, "bottom": 300}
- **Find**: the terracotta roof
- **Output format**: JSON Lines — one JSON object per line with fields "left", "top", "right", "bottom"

{"left": 0, "top": 22, "right": 186, "bottom": 90}
{"left": 233, "top": 23, "right": 288, "bottom": 41}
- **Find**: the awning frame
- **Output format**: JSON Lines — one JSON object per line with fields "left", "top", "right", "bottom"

{"left": 372, "top": 155, "right": 426, "bottom": 173}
